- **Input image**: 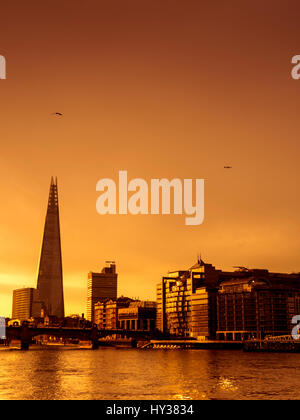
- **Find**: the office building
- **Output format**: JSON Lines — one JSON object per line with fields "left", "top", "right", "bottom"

{"left": 87, "top": 262, "right": 118, "bottom": 321}
{"left": 217, "top": 268, "right": 300, "bottom": 340}
{"left": 156, "top": 260, "right": 300, "bottom": 340}
{"left": 156, "top": 259, "right": 218, "bottom": 339}
{"left": 12, "top": 288, "right": 42, "bottom": 321}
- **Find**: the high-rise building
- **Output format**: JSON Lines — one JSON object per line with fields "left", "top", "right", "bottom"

{"left": 156, "top": 259, "right": 218, "bottom": 339}
{"left": 36, "top": 178, "right": 65, "bottom": 318}
{"left": 87, "top": 262, "right": 117, "bottom": 321}
{"left": 12, "top": 288, "right": 42, "bottom": 321}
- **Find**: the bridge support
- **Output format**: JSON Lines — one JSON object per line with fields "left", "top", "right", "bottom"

{"left": 90, "top": 326, "right": 99, "bottom": 350}
{"left": 20, "top": 323, "right": 31, "bottom": 350}
{"left": 21, "top": 341, "right": 30, "bottom": 350}
{"left": 91, "top": 340, "right": 99, "bottom": 350}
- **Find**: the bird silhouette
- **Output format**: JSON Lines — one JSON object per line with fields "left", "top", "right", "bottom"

{"left": 52, "top": 112, "right": 63, "bottom": 116}
{"left": 224, "top": 166, "right": 232, "bottom": 169}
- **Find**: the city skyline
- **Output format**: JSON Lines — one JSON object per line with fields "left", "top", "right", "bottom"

{"left": 2, "top": 1, "right": 300, "bottom": 318}
{"left": 2, "top": 172, "right": 300, "bottom": 319}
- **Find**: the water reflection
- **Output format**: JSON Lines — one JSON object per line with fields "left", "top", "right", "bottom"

{"left": 217, "top": 376, "right": 238, "bottom": 392}
{"left": 0, "top": 348, "right": 300, "bottom": 399}
{"left": 27, "top": 351, "right": 63, "bottom": 400}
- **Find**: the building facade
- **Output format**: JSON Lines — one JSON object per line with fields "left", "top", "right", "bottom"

{"left": 118, "top": 301, "right": 157, "bottom": 331}
{"left": 216, "top": 269, "right": 300, "bottom": 340}
{"left": 12, "top": 288, "right": 42, "bottom": 321}
{"left": 94, "top": 297, "right": 132, "bottom": 328}
{"left": 87, "top": 262, "right": 118, "bottom": 321}
{"left": 156, "top": 260, "right": 218, "bottom": 339}
{"left": 93, "top": 298, "right": 156, "bottom": 331}
{"left": 157, "top": 260, "right": 300, "bottom": 340}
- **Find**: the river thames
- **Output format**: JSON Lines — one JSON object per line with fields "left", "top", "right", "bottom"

{"left": 0, "top": 347, "right": 299, "bottom": 400}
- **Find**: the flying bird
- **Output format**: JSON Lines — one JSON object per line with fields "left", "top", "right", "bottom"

{"left": 224, "top": 166, "right": 232, "bottom": 169}
{"left": 52, "top": 112, "right": 63, "bottom": 116}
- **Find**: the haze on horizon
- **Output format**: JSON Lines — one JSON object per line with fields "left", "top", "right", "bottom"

{"left": 1, "top": 0, "right": 300, "bottom": 317}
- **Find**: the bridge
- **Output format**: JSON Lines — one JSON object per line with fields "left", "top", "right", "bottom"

{"left": 5, "top": 324, "right": 156, "bottom": 350}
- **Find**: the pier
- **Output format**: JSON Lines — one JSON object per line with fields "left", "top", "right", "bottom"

{"left": 243, "top": 335, "right": 300, "bottom": 352}
{"left": 141, "top": 340, "right": 243, "bottom": 350}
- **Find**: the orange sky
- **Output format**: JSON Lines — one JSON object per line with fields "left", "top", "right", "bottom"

{"left": 1, "top": 0, "right": 300, "bottom": 317}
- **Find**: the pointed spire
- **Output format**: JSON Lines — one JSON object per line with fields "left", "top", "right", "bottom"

{"left": 37, "top": 178, "right": 64, "bottom": 318}
{"left": 48, "top": 177, "right": 59, "bottom": 208}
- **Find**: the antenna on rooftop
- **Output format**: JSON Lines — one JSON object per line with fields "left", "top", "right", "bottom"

{"left": 233, "top": 266, "right": 249, "bottom": 272}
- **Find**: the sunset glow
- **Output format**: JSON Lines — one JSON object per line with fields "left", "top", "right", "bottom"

{"left": 1, "top": 0, "right": 300, "bottom": 318}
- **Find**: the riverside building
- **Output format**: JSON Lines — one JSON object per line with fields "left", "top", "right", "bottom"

{"left": 156, "top": 260, "right": 300, "bottom": 340}
{"left": 156, "top": 259, "right": 218, "bottom": 339}
{"left": 94, "top": 297, "right": 133, "bottom": 328}
{"left": 216, "top": 268, "right": 300, "bottom": 340}
{"left": 94, "top": 298, "right": 156, "bottom": 331}
{"left": 118, "top": 301, "right": 157, "bottom": 331}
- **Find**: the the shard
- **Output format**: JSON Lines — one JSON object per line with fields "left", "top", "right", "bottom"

{"left": 37, "top": 177, "right": 65, "bottom": 318}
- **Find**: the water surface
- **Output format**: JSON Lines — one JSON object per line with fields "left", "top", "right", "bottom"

{"left": 0, "top": 347, "right": 299, "bottom": 400}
